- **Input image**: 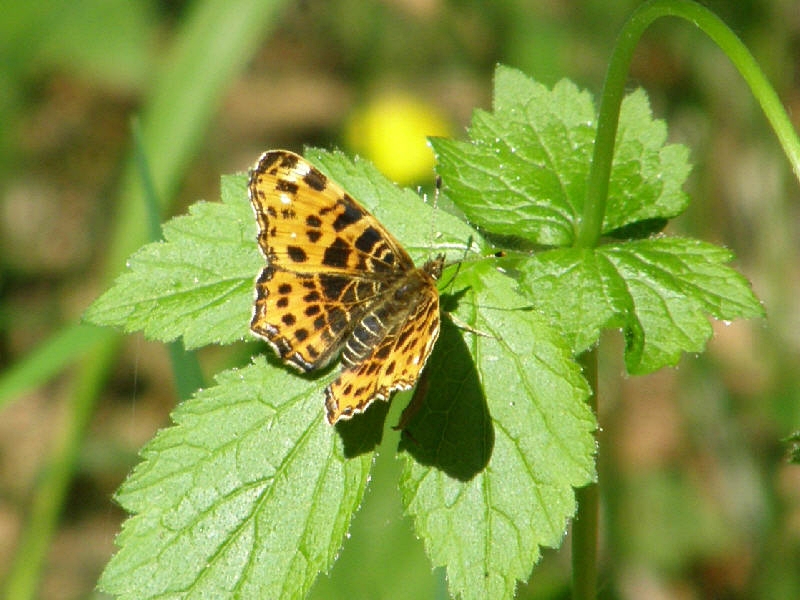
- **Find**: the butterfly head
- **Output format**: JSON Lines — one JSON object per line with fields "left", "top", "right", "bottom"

{"left": 423, "top": 254, "right": 446, "bottom": 281}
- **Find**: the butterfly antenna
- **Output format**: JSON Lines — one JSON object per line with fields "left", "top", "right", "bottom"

{"left": 432, "top": 174, "right": 460, "bottom": 290}
{"left": 439, "top": 234, "right": 473, "bottom": 290}
{"left": 432, "top": 174, "right": 502, "bottom": 289}
{"left": 429, "top": 174, "right": 442, "bottom": 259}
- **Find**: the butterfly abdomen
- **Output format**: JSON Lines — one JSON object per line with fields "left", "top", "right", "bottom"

{"left": 341, "top": 268, "right": 437, "bottom": 368}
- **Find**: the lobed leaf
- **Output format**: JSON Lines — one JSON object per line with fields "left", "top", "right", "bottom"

{"left": 433, "top": 65, "right": 691, "bottom": 247}
{"left": 520, "top": 237, "right": 764, "bottom": 373}
{"left": 399, "top": 263, "right": 596, "bottom": 600}
{"left": 97, "top": 149, "right": 593, "bottom": 600}
{"left": 100, "top": 359, "right": 373, "bottom": 599}
{"left": 437, "top": 65, "right": 762, "bottom": 378}
{"left": 84, "top": 175, "right": 260, "bottom": 349}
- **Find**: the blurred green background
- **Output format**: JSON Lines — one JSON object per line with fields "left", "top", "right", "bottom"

{"left": 1, "top": 1, "right": 799, "bottom": 598}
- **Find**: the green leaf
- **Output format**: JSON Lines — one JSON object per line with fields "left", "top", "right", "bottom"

{"left": 99, "top": 359, "right": 373, "bottom": 599}
{"left": 520, "top": 237, "right": 765, "bottom": 373}
{"left": 605, "top": 90, "right": 691, "bottom": 232}
{"left": 432, "top": 65, "right": 691, "bottom": 247}
{"left": 435, "top": 65, "right": 762, "bottom": 377}
{"left": 84, "top": 175, "right": 260, "bottom": 349}
{"left": 400, "top": 263, "right": 596, "bottom": 600}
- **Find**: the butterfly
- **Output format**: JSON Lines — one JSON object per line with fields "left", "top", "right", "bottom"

{"left": 249, "top": 150, "right": 444, "bottom": 424}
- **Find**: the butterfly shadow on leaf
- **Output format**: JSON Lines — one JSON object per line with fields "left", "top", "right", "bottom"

{"left": 397, "top": 312, "right": 494, "bottom": 481}
{"left": 336, "top": 398, "right": 390, "bottom": 457}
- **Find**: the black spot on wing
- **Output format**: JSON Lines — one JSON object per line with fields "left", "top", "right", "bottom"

{"left": 323, "top": 237, "right": 351, "bottom": 268}
{"left": 304, "top": 168, "right": 327, "bottom": 191}
{"left": 287, "top": 246, "right": 307, "bottom": 263}
{"left": 276, "top": 179, "right": 298, "bottom": 194}
{"left": 333, "top": 199, "right": 364, "bottom": 232}
{"left": 319, "top": 274, "right": 347, "bottom": 301}
{"left": 354, "top": 226, "right": 381, "bottom": 254}
{"left": 278, "top": 152, "right": 299, "bottom": 170}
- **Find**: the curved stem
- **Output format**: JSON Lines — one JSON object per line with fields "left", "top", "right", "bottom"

{"left": 577, "top": 0, "right": 800, "bottom": 249}
{"left": 572, "top": 2, "right": 800, "bottom": 598}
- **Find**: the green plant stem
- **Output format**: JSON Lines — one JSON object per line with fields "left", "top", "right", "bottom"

{"left": 577, "top": 0, "right": 800, "bottom": 249}
{"left": 572, "top": 1, "right": 800, "bottom": 595}
{"left": 572, "top": 347, "right": 599, "bottom": 600}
